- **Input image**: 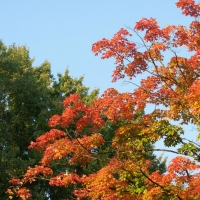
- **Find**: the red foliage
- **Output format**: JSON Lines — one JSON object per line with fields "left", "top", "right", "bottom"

{"left": 7, "top": 0, "right": 200, "bottom": 199}
{"left": 49, "top": 173, "right": 81, "bottom": 187}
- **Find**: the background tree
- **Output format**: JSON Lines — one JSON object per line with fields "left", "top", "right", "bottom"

{"left": 0, "top": 41, "right": 98, "bottom": 199}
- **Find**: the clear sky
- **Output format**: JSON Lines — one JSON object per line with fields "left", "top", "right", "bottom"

{"left": 0, "top": 0, "right": 192, "bottom": 94}
{"left": 0, "top": 1, "right": 195, "bottom": 161}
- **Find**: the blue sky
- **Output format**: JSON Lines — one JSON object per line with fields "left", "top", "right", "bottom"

{"left": 0, "top": 0, "right": 192, "bottom": 94}
{"left": 0, "top": 1, "right": 195, "bottom": 161}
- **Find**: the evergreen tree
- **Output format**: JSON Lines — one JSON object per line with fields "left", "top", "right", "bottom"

{"left": 0, "top": 41, "right": 98, "bottom": 199}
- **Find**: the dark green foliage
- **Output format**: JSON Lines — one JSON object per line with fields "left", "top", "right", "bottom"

{"left": 0, "top": 41, "right": 98, "bottom": 199}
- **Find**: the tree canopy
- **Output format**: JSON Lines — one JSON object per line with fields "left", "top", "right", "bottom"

{"left": 6, "top": 0, "right": 200, "bottom": 199}
{"left": 0, "top": 41, "right": 99, "bottom": 199}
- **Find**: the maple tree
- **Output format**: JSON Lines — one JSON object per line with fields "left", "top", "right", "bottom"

{"left": 7, "top": 0, "right": 200, "bottom": 199}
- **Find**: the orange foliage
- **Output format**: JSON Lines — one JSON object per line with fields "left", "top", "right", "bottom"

{"left": 7, "top": 0, "right": 200, "bottom": 199}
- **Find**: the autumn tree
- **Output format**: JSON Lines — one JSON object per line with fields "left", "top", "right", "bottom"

{"left": 7, "top": 0, "right": 200, "bottom": 199}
